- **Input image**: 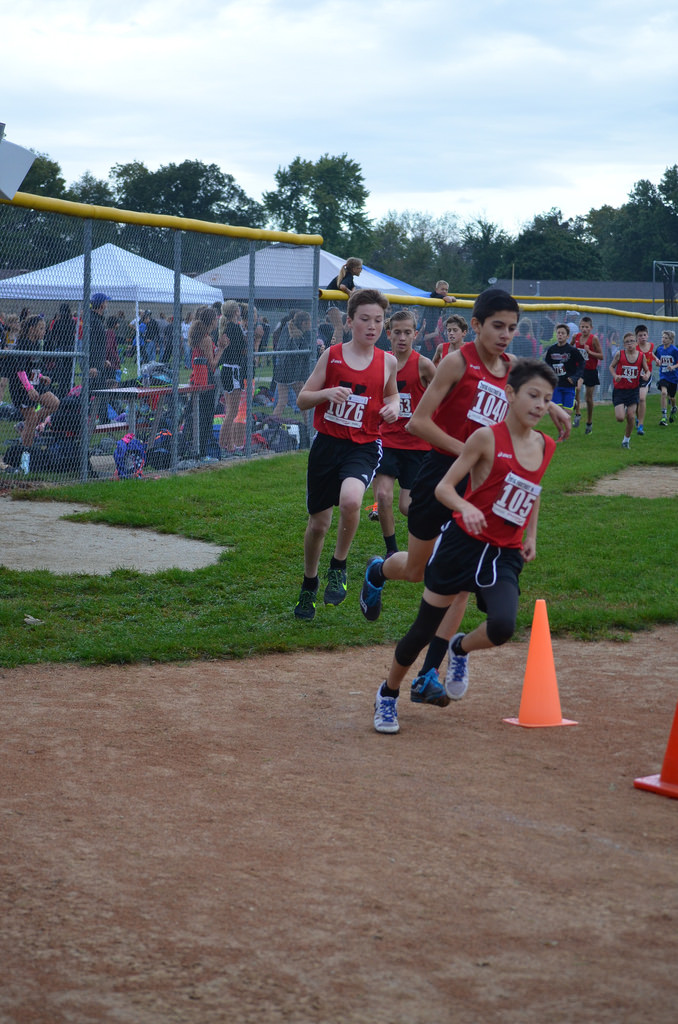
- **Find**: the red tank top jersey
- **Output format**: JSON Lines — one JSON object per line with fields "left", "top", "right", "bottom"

{"left": 639, "top": 343, "right": 654, "bottom": 376}
{"left": 454, "top": 420, "right": 556, "bottom": 548}
{"left": 615, "top": 349, "right": 643, "bottom": 389}
{"left": 313, "top": 345, "right": 386, "bottom": 443}
{"left": 432, "top": 341, "right": 511, "bottom": 454}
{"left": 380, "top": 349, "right": 430, "bottom": 451}
{"left": 439, "top": 341, "right": 452, "bottom": 360}
{"left": 573, "top": 333, "right": 601, "bottom": 371}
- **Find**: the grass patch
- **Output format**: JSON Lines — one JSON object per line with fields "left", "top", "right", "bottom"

{"left": 1, "top": 395, "right": 677, "bottom": 666}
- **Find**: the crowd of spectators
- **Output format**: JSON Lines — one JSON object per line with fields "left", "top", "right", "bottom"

{"left": 0, "top": 288, "right": 661, "bottom": 469}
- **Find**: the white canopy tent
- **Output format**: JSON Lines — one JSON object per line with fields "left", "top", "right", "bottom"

{"left": 0, "top": 243, "right": 223, "bottom": 373}
{"left": 196, "top": 244, "right": 428, "bottom": 300}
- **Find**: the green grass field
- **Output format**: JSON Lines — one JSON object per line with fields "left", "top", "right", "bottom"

{"left": 1, "top": 393, "right": 677, "bottom": 667}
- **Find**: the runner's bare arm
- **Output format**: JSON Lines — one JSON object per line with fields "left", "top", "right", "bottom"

{"left": 297, "top": 348, "right": 350, "bottom": 410}
{"left": 406, "top": 350, "right": 467, "bottom": 455}
{"left": 380, "top": 352, "right": 400, "bottom": 423}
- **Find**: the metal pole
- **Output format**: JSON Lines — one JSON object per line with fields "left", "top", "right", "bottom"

{"left": 308, "top": 244, "right": 320, "bottom": 447}
{"left": 245, "top": 240, "right": 256, "bottom": 456}
{"left": 171, "top": 230, "right": 182, "bottom": 472}
{"left": 80, "top": 219, "right": 92, "bottom": 481}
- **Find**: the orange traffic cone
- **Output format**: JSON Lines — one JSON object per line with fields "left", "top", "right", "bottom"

{"left": 504, "top": 599, "right": 577, "bottom": 728}
{"left": 634, "top": 701, "right": 678, "bottom": 799}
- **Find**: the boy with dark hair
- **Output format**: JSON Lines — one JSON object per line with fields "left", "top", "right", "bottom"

{"left": 610, "top": 332, "right": 648, "bottom": 449}
{"left": 364, "top": 309, "right": 435, "bottom": 567}
{"left": 359, "top": 289, "right": 570, "bottom": 705}
{"left": 433, "top": 314, "right": 469, "bottom": 366}
{"left": 293, "top": 289, "right": 399, "bottom": 620}
{"left": 656, "top": 330, "right": 678, "bottom": 425}
{"left": 373, "top": 359, "right": 558, "bottom": 734}
{"left": 572, "top": 316, "right": 603, "bottom": 434}
{"left": 634, "top": 323, "right": 654, "bottom": 435}
{"left": 543, "top": 323, "right": 585, "bottom": 411}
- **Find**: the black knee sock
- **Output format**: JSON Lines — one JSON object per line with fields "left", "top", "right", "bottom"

{"left": 384, "top": 533, "right": 398, "bottom": 555}
{"left": 421, "top": 636, "right": 449, "bottom": 674}
{"left": 394, "top": 599, "right": 448, "bottom": 669}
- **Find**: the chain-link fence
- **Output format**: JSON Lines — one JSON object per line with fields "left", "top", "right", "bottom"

{"left": 0, "top": 195, "right": 323, "bottom": 484}
{"left": 2, "top": 192, "right": 678, "bottom": 487}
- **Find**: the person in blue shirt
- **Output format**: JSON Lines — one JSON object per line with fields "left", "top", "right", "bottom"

{"left": 655, "top": 330, "right": 678, "bottom": 425}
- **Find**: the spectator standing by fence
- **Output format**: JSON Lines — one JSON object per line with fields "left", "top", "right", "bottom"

{"left": 190, "top": 306, "right": 227, "bottom": 460}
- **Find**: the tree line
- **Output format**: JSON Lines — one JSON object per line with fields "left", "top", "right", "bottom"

{"left": 4, "top": 151, "right": 678, "bottom": 287}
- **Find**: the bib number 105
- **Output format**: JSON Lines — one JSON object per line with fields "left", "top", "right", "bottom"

{"left": 492, "top": 471, "right": 541, "bottom": 526}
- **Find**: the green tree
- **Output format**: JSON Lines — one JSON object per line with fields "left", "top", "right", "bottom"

{"left": 0, "top": 153, "right": 80, "bottom": 270}
{"left": 363, "top": 210, "right": 475, "bottom": 292}
{"left": 587, "top": 170, "right": 678, "bottom": 280}
{"left": 66, "top": 171, "right": 115, "bottom": 206}
{"left": 108, "top": 159, "right": 265, "bottom": 272}
{"left": 460, "top": 218, "right": 513, "bottom": 290}
{"left": 110, "top": 159, "right": 263, "bottom": 226}
{"left": 263, "top": 154, "right": 371, "bottom": 252}
{"left": 20, "top": 152, "right": 67, "bottom": 198}
{"left": 506, "top": 208, "right": 602, "bottom": 280}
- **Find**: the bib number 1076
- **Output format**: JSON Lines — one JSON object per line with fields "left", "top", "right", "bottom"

{"left": 325, "top": 393, "right": 366, "bottom": 429}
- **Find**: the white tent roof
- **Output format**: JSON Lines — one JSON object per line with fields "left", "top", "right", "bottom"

{"left": 0, "top": 242, "right": 223, "bottom": 305}
{"left": 196, "top": 245, "right": 428, "bottom": 300}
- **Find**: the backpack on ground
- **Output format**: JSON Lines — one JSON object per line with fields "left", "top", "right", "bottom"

{"left": 114, "top": 433, "right": 146, "bottom": 479}
{"left": 145, "top": 430, "right": 173, "bottom": 470}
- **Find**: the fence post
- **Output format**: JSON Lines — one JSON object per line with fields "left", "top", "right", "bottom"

{"left": 79, "top": 219, "right": 92, "bottom": 482}
{"left": 246, "top": 240, "right": 256, "bottom": 456}
{"left": 171, "top": 229, "right": 182, "bottom": 472}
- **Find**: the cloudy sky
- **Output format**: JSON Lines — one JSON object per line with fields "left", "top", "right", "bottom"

{"left": 5, "top": 0, "right": 678, "bottom": 234}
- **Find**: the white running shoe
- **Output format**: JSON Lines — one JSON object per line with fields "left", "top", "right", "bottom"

{"left": 445, "top": 633, "right": 469, "bottom": 700}
{"left": 374, "top": 683, "right": 399, "bottom": 734}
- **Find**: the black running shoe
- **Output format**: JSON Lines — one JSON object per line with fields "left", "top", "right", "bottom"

{"left": 323, "top": 567, "right": 347, "bottom": 605}
{"left": 294, "top": 586, "right": 318, "bottom": 620}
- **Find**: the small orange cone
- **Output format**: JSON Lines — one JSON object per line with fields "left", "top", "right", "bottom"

{"left": 504, "top": 599, "right": 577, "bottom": 728}
{"left": 634, "top": 702, "right": 678, "bottom": 799}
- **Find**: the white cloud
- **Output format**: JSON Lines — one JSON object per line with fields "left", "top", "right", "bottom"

{"left": 4, "top": 0, "right": 678, "bottom": 233}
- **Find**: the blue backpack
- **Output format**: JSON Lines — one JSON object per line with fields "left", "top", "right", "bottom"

{"left": 114, "top": 433, "right": 146, "bottom": 479}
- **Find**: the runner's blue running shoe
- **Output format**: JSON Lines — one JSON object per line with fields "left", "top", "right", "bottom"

{"left": 410, "top": 667, "right": 450, "bottom": 707}
{"left": 360, "top": 556, "right": 385, "bottom": 621}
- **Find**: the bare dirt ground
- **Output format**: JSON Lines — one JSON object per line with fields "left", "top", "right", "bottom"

{"left": 1, "top": 467, "right": 677, "bottom": 1023}
{"left": 0, "top": 498, "right": 225, "bottom": 574}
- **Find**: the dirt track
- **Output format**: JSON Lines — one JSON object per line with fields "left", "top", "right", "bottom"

{"left": 1, "top": 466, "right": 678, "bottom": 1022}
{"left": 2, "top": 632, "right": 677, "bottom": 1024}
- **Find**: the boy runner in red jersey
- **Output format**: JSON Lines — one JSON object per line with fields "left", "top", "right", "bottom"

{"left": 572, "top": 316, "right": 603, "bottom": 434}
{"left": 368, "top": 309, "right": 435, "bottom": 562}
{"left": 610, "top": 332, "right": 648, "bottom": 450}
{"left": 634, "top": 323, "right": 654, "bottom": 436}
{"left": 293, "top": 289, "right": 399, "bottom": 620}
{"left": 360, "top": 289, "right": 571, "bottom": 705}
{"left": 432, "top": 314, "right": 468, "bottom": 366}
{"left": 373, "top": 359, "right": 558, "bottom": 734}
